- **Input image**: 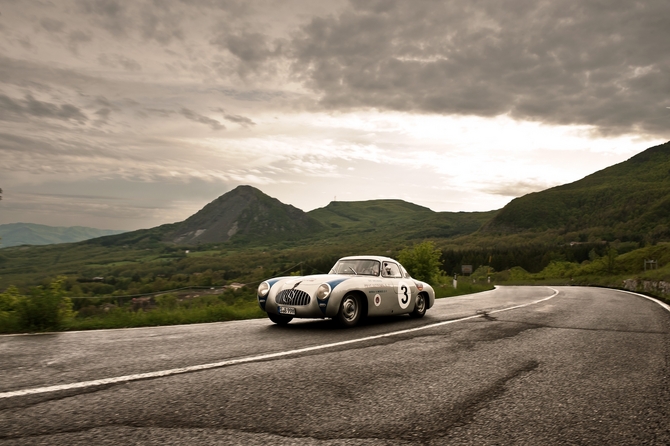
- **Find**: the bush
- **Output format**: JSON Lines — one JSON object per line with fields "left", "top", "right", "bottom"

{"left": 16, "top": 277, "right": 75, "bottom": 331}
{"left": 155, "top": 293, "right": 178, "bottom": 310}
{"left": 398, "top": 241, "right": 444, "bottom": 283}
{"left": 0, "top": 285, "right": 21, "bottom": 311}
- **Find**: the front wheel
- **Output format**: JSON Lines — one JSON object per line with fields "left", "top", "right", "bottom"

{"left": 410, "top": 293, "right": 426, "bottom": 318}
{"left": 268, "top": 312, "right": 293, "bottom": 325}
{"left": 335, "top": 293, "right": 362, "bottom": 327}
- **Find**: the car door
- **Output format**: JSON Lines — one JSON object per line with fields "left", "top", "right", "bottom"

{"left": 381, "top": 261, "right": 415, "bottom": 314}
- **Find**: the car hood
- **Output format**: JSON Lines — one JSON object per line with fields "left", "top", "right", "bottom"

{"left": 272, "top": 274, "right": 354, "bottom": 294}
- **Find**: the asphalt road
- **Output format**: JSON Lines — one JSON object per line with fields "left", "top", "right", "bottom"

{"left": 1, "top": 286, "right": 669, "bottom": 445}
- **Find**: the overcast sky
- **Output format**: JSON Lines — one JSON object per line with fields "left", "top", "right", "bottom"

{"left": 0, "top": 0, "right": 668, "bottom": 230}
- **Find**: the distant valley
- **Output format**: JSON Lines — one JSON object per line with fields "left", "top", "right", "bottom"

{"left": 0, "top": 223, "right": 126, "bottom": 248}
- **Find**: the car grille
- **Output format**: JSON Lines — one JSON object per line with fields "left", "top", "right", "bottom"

{"left": 276, "top": 289, "right": 311, "bottom": 306}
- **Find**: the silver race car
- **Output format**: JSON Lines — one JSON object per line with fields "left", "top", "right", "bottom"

{"left": 257, "top": 255, "right": 436, "bottom": 327}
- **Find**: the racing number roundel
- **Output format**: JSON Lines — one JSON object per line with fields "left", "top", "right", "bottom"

{"left": 397, "top": 281, "right": 411, "bottom": 309}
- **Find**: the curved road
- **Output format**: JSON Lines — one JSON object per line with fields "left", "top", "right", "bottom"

{"left": 1, "top": 286, "right": 669, "bottom": 445}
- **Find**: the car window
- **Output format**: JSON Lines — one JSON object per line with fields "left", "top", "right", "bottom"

{"left": 399, "top": 265, "right": 410, "bottom": 278}
{"left": 382, "top": 262, "right": 402, "bottom": 278}
{"left": 330, "top": 260, "right": 381, "bottom": 276}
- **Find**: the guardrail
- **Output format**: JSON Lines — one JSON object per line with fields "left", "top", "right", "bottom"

{"left": 622, "top": 279, "right": 670, "bottom": 298}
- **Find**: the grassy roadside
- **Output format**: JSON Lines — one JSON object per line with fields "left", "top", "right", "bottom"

{"left": 65, "top": 300, "right": 266, "bottom": 331}
{"left": 1, "top": 278, "right": 494, "bottom": 334}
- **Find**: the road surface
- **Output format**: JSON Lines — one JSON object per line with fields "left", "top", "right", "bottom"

{"left": 1, "top": 286, "right": 669, "bottom": 445}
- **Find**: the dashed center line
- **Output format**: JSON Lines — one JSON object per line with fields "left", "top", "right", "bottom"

{"left": 0, "top": 288, "right": 558, "bottom": 399}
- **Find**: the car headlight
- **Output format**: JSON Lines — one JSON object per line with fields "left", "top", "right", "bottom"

{"left": 316, "top": 283, "right": 331, "bottom": 300}
{"left": 258, "top": 281, "right": 270, "bottom": 297}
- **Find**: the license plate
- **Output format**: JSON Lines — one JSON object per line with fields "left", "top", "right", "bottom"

{"left": 278, "top": 306, "right": 296, "bottom": 315}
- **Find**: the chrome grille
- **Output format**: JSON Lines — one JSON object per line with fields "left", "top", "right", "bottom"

{"left": 276, "top": 289, "right": 311, "bottom": 306}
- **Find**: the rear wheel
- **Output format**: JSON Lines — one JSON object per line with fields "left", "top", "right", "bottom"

{"left": 268, "top": 312, "right": 293, "bottom": 325}
{"left": 335, "top": 293, "right": 362, "bottom": 327}
{"left": 410, "top": 293, "right": 426, "bottom": 318}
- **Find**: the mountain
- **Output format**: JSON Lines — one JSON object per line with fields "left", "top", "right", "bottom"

{"left": 93, "top": 185, "right": 325, "bottom": 247}
{"left": 163, "top": 185, "right": 325, "bottom": 244}
{"left": 0, "top": 223, "right": 126, "bottom": 248}
{"left": 482, "top": 140, "right": 670, "bottom": 242}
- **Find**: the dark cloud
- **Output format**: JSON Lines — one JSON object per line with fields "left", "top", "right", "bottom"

{"left": 0, "top": 132, "right": 60, "bottom": 155}
{"left": 0, "top": 94, "right": 88, "bottom": 123}
{"left": 94, "top": 107, "right": 112, "bottom": 125}
{"left": 17, "top": 37, "right": 33, "bottom": 50}
{"left": 180, "top": 108, "right": 225, "bottom": 130}
{"left": 76, "top": 0, "right": 131, "bottom": 37}
{"left": 139, "top": 3, "right": 185, "bottom": 44}
{"left": 210, "top": 30, "right": 283, "bottom": 77}
{"left": 40, "top": 18, "right": 65, "bottom": 33}
{"left": 98, "top": 53, "right": 142, "bottom": 71}
{"left": 223, "top": 114, "right": 255, "bottom": 127}
{"left": 146, "top": 108, "right": 175, "bottom": 117}
{"left": 289, "top": 0, "right": 670, "bottom": 138}
{"left": 67, "top": 30, "right": 93, "bottom": 53}
{"left": 212, "top": 108, "right": 256, "bottom": 127}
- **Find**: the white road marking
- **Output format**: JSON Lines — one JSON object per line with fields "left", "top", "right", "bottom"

{"left": 0, "top": 288, "right": 559, "bottom": 399}
{"left": 616, "top": 289, "right": 670, "bottom": 313}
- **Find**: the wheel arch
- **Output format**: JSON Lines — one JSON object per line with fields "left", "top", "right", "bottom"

{"left": 420, "top": 290, "right": 432, "bottom": 309}
{"left": 346, "top": 289, "right": 369, "bottom": 318}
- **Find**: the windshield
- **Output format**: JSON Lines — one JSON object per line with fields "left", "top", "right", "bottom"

{"left": 330, "top": 259, "right": 381, "bottom": 276}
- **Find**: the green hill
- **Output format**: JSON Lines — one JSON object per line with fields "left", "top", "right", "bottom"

{"left": 482, "top": 141, "right": 670, "bottom": 243}
{"left": 309, "top": 199, "right": 496, "bottom": 241}
{"left": 0, "top": 223, "right": 126, "bottom": 248}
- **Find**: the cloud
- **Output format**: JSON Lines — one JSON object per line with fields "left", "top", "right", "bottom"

{"left": 0, "top": 132, "right": 61, "bottom": 155}
{"left": 40, "top": 18, "right": 66, "bottom": 33}
{"left": 98, "top": 53, "right": 142, "bottom": 71}
{"left": 138, "top": 3, "right": 185, "bottom": 44}
{"left": 210, "top": 29, "right": 283, "bottom": 78}
{"left": 76, "top": 0, "right": 132, "bottom": 37}
{"left": 223, "top": 114, "right": 256, "bottom": 127}
{"left": 0, "top": 94, "right": 88, "bottom": 123}
{"left": 482, "top": 179, "right": 555, "bottom": 197}
{"left": 67, "top": 29, "right": 93, "bottom": 53}
{"left": 179, "top": 108, "right": 225, "bottom": 130}
{"left": 288, "top": 0, "right": 670, "bottom": 139}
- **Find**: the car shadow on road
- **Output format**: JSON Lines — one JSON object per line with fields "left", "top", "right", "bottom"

{"left": 265, "top": 314, "right": 428, "bottom": 332}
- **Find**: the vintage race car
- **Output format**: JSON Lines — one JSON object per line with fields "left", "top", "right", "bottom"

{"left": 257, "top": 255, "right": 436, "bottom": 327}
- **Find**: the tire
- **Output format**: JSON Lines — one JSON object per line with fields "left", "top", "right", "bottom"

{"left": 410, "top": 293, "right": 426, "bottom": 318}
{"left": 335, "top": 293, "right": 362, "bottom": 327}
{"left": 268, "top": 312, "right": 293, "bottom": 325}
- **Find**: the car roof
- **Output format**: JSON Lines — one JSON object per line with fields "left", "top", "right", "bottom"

{"left": 337, "top": 255, "right": 399, "bottom": 264}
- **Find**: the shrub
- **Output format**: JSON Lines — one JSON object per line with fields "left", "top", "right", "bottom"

{"left": 398, "top": 241, "right": 444, "bottom": 283}
{"left": 0, "top": 285, "right": 21, "bottom": 312}
{"left": 155, "top": 293, "right": 178, "bottom": 309}
{"left": 16, "top": 277, "right": 75, "bottom": 331}
{"left": 0, "top": 285, "right": 23, "bottom": 333}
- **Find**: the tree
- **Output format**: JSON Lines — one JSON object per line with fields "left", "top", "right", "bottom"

{"left": 398, "top": 241, "right": 444, "bottom": 283}
{"left": 604, "top": 247, "right": 618, "bottom": 274}
{"left": 17, "top": 277, "right": 75, "bottom": 331}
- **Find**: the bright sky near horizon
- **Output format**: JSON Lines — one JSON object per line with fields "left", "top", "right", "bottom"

{"left": 0, "top": 0, "right": 668, "bottom": 230}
